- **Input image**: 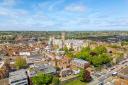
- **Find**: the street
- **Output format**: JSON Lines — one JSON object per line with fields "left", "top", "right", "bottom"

{"left": 89, "top": 56, "right": 128, "bottom": 85}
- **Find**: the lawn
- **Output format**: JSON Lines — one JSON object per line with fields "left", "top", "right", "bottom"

{"left": 65, "top": 80, "right": 86, "bottom": 85}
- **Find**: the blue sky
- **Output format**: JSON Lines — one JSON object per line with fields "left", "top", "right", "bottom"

{"left": 0, "top": 0, "right": 128, "bottom": 31}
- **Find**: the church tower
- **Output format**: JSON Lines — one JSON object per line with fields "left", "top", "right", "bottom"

{"left": 61, "top": 32, "right": 65, "bottom": 41}
{"left": 48, "top": 36, "right": 54, "bottom": 48}
{"left": 61, "top": 32, "right": 65, "bottom": 49}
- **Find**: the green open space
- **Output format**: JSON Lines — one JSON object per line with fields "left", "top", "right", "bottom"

{"left": 65, "top": 79, "right": 86, "bottom": 85}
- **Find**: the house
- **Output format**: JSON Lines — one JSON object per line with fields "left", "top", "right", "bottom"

{"left": 24, "top": 54, "right": 47, "bottom": 64}
{"left": 70, "top": 58, "right": 90, "bottom": 69}
{"left": 0, "top": 61, "right": 6, "bottom": 79}
{"left": 29, "top": 63, "right": 56, "bottom": 75}
{"left": 19, "top": 52, "right": 31, "bottom": 56}
{"left": 60, "top": 68, "right": 73, "bottom": 77}
{"left": 0, "top": 78, "right": 9, "bottom": 85}
{"left": 57, "top": 57, "right": 71, "bottom": 69}
{"left": 27, "top": 68, "right": 36, "bottom": 78}
{"left": 0, "top": 61, "right": 4, "bottom": 69}
{"left": 114, "top": 78, "right": 128, "bottom": 85}
{"left": 0, "top": 60, "right": 11, "bottom": 79}
{"left": 9, "top": 69, "right": 28, "bottom": 85}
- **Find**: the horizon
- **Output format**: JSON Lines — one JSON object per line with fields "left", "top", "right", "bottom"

{"left": 0, "top": 0, "right": 128, "bottom": 31}
{"left": 0, "top": 30, "right": 128, "bottom": 32}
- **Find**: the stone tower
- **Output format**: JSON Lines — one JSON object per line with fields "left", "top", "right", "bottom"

{"left": 61, "top": 32, "right": 65, "bottom": 49}
{"left": 48, "top": 36, "right": 53, "bottom": 48}
{"left": 61, "top": 32, "right": 65, "bottom": 41}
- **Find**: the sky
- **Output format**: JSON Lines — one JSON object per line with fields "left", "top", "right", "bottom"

{"left": 0, "top": 0, "right": 128, "bottom": 31}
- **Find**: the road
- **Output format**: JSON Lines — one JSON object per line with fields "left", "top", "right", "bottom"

{"left": 89, "top": 56, "right": 128, "bottom": 85}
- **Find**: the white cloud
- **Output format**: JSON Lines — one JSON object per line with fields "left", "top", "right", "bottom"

{"left": 1, "top": 0, "right": 18, "bottom": 7}
{"left": 48, "top": 0, "right": 64, "bottom": 11}
{"left": 0, "top": 7, "right": 28, "bottom": 17}
{"left": 0, "top": 4, "right": 55, "bottom": 30}
{"left": 35, "top": 0, "right": 64, "bottom": 12}
{"left": 65, "top": 4, "right": 86, "bottom": 12}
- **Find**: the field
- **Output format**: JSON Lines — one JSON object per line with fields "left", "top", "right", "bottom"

{"left": 65, "top": 80, "right": 86, "bottom": 85}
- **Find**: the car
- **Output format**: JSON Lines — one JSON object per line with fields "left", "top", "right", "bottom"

{"left": 110, "top": 67, "right": 115, "bottom": 70}
{"left": 99, "top": 82, "right": 104, "bottom": 85}
{"left": 112, "top": 72, "right": 118, "bottom": 76}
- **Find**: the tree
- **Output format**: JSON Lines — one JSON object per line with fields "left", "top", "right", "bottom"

{"left": 32, "top": 72, "right": 53, "bottom": 85}
{"left": 91, "top": 56, "right": 102, "bottom": 67}
{"left": 66, "top": 52, "right": 74, "bottom": 58}
{"left": 79, "top": 69, "right": 85, "bottom": 82}
{"left": 69, "top": 47, "right": 74, "bottom": 51}
{"left": 15, "top": 57, "right": 27, "bottom": 69}
{"left": 75, "top": 46, "right": 111, "bottom": 67}
{"left": 93, "top": 45, "right": 107, "bottom": 54}
{"left": 81, "top": 47, "right": 91, "bottom": 52}
{"left": 100, "top": 54, "right": 111, "bottom": 64}
{"left": 52, "top": 77, "right": 60, "bottom": 85}
{"left": 79, "top": 69, "right": 92, "bottom": 82}
{"left": 91, "top": 54, "right": 111, "bottom": 67}
{"left": 63, "top": 46, "right": 69, "bottom": 53}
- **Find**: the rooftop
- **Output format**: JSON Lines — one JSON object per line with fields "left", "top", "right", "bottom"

{"left": 34, "top": 64, "right": 56, "bottom": 74}
{"left": 9, "top": 69, "right": 27, "bottom": 82}
{"left": 72, "top": 58, "right": 89, "bottom": 64}
{"left": 0, "top": 61, "right": 4, "bottom": 68}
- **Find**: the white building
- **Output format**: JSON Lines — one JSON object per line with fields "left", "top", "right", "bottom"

{"left": 19, "top": 52, "right": 30, "bottom": 56}
{"left": 65, "top": 39, "right": 84, "bottom": 51}
{"left": 53, "top": 39, "right": 85, "bottom": 51}
{"left": 25, "top": 54, "right": 47, "bottom": 64}
{"left": 33, "top": 63, "right": 56, "bottom": 74}
{"left": 9, "top": 69, "right": 28, "bottom": 85}
{"left": 0, "top": 61, "right": 4, "bottom": 68}
{"left": 71, "top": 58, "right": 90, "bottom": 68}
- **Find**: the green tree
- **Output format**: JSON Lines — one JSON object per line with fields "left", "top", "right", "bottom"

{"left": 69, "top": 47, "right": 74, "bottom": 51}
{"left": 75, "top": 46, "right": 111, "bottom": 67}
{"left": 100, "top": 54, "right": 111, "bottom": 64}
{"left": 32, "top": 72, "right": 53, "bottom": 85}
{"left": 79, "top": 69, "right": 85, "bottom": 82}
{"left": 93, "top": 45, "right": 107, "bottom": 54}
{"left": 81, "top": 47, "right": 91, "bottom": 52}
{"left": 52, "top": 77, "right": 60, "bottom": 85}
{"left": 63, "top": 46, "right": 69, "bottom": 53}
{"left": 66, "top": 52, "right": 74, "bottom": 58}
{"left": 91, "top": 54, "right": 111, "bottom": 67}
{"left": 91, "top": 56, "right": 102, "bottom": 67}
{"left": 15, "top": 57, "right": 27, "bottom": 69}
{"left": 79, "top": 69, "right": 92, "bottom": 82}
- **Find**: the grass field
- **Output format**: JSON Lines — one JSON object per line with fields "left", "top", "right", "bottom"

{"left": 65, "top": 79, "right": 86, "bottom": 85}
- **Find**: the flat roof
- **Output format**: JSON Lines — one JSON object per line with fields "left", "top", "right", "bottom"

{"left": 72, "top": 58, "right": 89, "bottom": 64}
{"left": 9, "top": 69, "right": 27, "bottom": 82}
{"left": 34, "top": 64, "right": 56, "bottom": 73}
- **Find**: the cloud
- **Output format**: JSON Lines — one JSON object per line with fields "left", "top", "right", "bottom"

{"left": 48, "top": 0, "right": 64, "bottom": 11}
{"left": 0, "top": 7, "right": 28, "bottom": 17}
{"left": 0, "top": 3, "right": 55, "bottom": 30}
{"left": 65, "top": 4, "right": 86, "bottom": 13}
{"left": 35, "top": 0, "right": 64, "bottom": 12}
{"left": 0, "top": 0, "right": 128, "bottom": 31}
{"left": 0, "top": 0, "right": 25, "bottom": 17}
{"left": 1, "top": 0, "right": 19, "bottom": 7}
